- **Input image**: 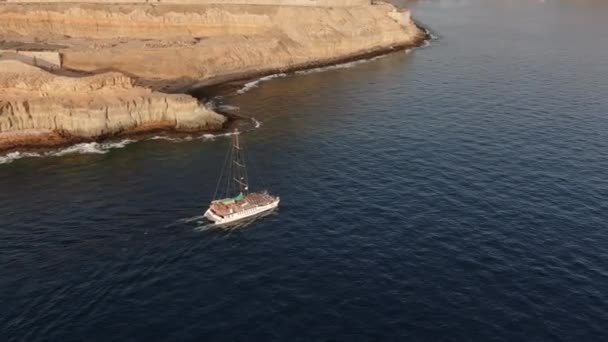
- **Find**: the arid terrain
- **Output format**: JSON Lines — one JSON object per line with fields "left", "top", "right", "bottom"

{"left": 0, "top": 1, "right": 428, "bottom": 151}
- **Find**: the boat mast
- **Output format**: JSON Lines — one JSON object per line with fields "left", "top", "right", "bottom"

{"left": 232, "top": 130, "right": 249, "bottom": 195}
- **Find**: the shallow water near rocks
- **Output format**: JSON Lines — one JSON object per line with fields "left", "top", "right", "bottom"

{"left": 2, "top": 0, "right": 608, "bottom": 340}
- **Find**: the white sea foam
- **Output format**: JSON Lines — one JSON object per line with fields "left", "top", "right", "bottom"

{"left": 237, "top": 73, "right": 287, "bottom": 94}
{"left": 148, "top": 135, "right": 182, "bottom": 142}
{"left": 237, "top": 80, "right": 259, "bottom": 94}
{"left": 198, "top": 130, "right": 240, "bottom": 140}
{"left": 103, "top": 139, "right": 135, "bottom": 149}
{"left": 164, "top": 215, "right": 209, "bottom": 229}
{"left": 234, "top": 55, "right": 390, "bottom": 88}
{"left": 0, "top": 139, "right": 135, "bottom": 165}
{"left": 0, "top": 151, "right": 42, "bottom": 165}
{"left": 51, "top": 142, "right": 108, "bottom": 157}
{"left": 295, "top": 61, "right": 357, "bottom": 75}
{"left": 1, "top": 113, "right": 264, "bottom": 165}
{"left": 181, "top": 215, "right": 206, "bottom": 223}
{"left": 424, "top": 27, "right": 439, "bottom": 42}
{"left": 295, "top": 55, "right": 387, "bottom": 75}
{"left": 193, "top": 223, "right": 216, "bottom": 232}
{"left": 235, "top": 45, "right": 425, "bottom": 90}
{"left": 217, "top": 104, "right": 240, "bottom": 112}
{"left": 204, "top": 100, "right": 218, "bottom": 110}
{"left": 147, "top": 130, "right": 239, "bottom": 144}
{"left": 253, "top": 118, "right": 262, "bottom": 128}
{"left": 200, "top": 133, "right": 219, "bottom": 140}
{"left": 204, "top": 100, "right": 240, "bottom": 113}
{"left": 150, "top": 135, "right": 195, "bottom": 142}
{"left": 51, "top": 140, "right": 135, "bottom": 157}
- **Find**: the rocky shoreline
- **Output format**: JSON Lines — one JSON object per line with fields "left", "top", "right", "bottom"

{"left": 192, "top": 28, "right": 430, "bottom": 99}
{"left": 0, "top": 60, "right": 226, "bottom": 152}
{"left": 0, "top": 2, "right": 429, "bottom": 153}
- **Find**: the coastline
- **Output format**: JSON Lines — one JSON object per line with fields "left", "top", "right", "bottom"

{"left": 0, "top": 34, "right": 429, "bottom": 155}
{"left": 0, "top": 3, "right": 431, "bottom": 155}
{"left": 192, "top": 25, "right": 430, "bottom": 99}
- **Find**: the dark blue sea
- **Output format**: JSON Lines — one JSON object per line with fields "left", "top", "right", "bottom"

{"left": 2, "top": 0, "right": 608, "bottom": 340}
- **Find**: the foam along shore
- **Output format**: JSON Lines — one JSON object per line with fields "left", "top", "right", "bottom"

{"left": 0, "top": 1, "right": 428, "bottom": 152}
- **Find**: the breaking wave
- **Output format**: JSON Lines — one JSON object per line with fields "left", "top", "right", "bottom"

{"left": 0, "top": 139, "right": 135, "bottom": 165}
{"left": 233, "top": 41, "right": 430, "bottom": 93}
{"left": 54, "top": 140, "right": 135, "bottom": 156}
{"left": 237, "top": 73, "right": 287, "bottom": 94}
{"left": 146, "top": 135, "right": 188, "bottom": 142}
{"left": 204, "top": 100, "right": 240, "bottom": 113}
{"left": 0, "top": 151, "right": 43, "bottom": 165}
{"left": 423, "top": 27, "right": 439, "bottom": 44}
{"left": 216, "top": 104, "right": 240, "bottom": 112}
{"left": 147, "top": 131, "right": 237, "bottom": 143}
{"left": 253, "top": 118, "right": 262, "bottom": 128}
{"left": 294, "top": 55, "right": 387, "bottom": 76}
{"left": 0, "top": 116, "right": 267, "bottom": 165}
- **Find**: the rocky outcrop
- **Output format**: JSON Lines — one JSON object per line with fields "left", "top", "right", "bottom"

{"left": 0, "top": 60, "right": 225, "bottom": 151}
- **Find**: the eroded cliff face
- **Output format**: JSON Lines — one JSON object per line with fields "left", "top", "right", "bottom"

{"left": 0, "top": 60, "right": 225, "bottom": 150}
{"left": 0, "top": 3, "right": 427, "bottom": 150}
{"left": 0, "top": 3, "right": 426, "bottom": 90}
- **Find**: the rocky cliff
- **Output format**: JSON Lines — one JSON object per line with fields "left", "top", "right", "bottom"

{"left": 0, "top": 60, "right": 225, "bottom": 150}
{"left": 0, "top": 2, "right": 427, "bottom": 150}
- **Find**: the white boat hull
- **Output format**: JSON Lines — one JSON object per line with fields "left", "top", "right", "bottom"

{"left": 204, "top": 198, "right": 280, "bottom": 225}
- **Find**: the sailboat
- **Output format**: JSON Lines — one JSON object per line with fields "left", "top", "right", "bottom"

{"left": 204, "top": 130, "right": 279, "bottom": 224}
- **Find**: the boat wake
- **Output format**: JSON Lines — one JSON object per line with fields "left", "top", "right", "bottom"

{"left": 211, "top": 208, "right": 279, "bottom": 230}
{"left": 164, "top": 214, "right": 215, "bottom": 232}
{"left": 190, "top": 208, "right": 278, "bottom": 232}
{"left": 178, "top": 215, "right": 207, "bottom": 224}
{"left": 193, "top": 223, "right": 217, "bottom": 232}
{"left": 165, "top": 213, "right": 261, "bottom": 232}
{"left": 164, "top": 214, "right": 207, "bottom": 228}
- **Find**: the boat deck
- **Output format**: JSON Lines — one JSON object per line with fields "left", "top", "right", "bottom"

{"left": 210, "top": 192, "right": 277, "bottom": 217}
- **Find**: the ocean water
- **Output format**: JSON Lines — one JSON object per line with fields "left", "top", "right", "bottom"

{"left": 2, "top": 0, "right": 608, "bottom": 340}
